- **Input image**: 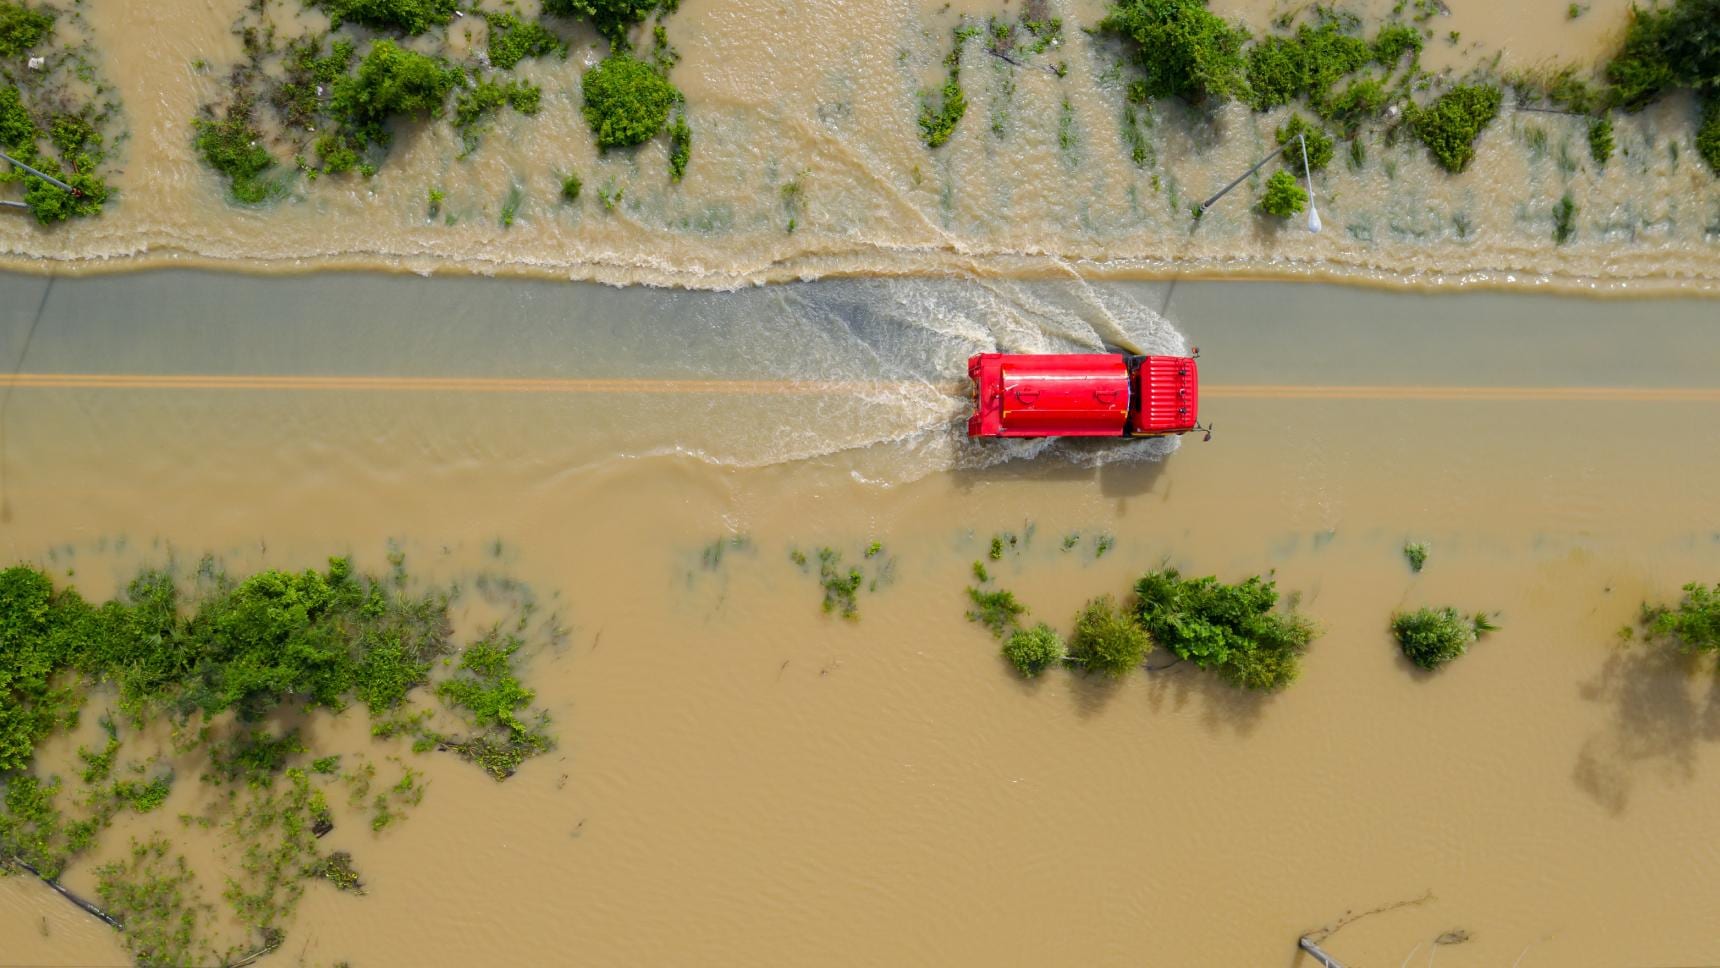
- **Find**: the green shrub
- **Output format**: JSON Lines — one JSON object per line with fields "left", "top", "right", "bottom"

{"left": 1277, "top": 113, "right": 1333, "bottom": 171}
{"left": 966, "top": 586, "right": 1027, "bottom": 638}
{"left": 1097, "top": 0, "right": 1250, "bottom": 103}
{"left": 322, "top": 40, "right": 463, "bottom": 166}
{"left": 1391, "top": 606, "right": 1496, "bottom": 670}
{"left": 1410, "top": 83, "right": 1502, "bottom": 172}
{"left": 1243, "top": 19, "right": 1373, "bottom": 111}
{"left": 1700, "top": 96, "right": 1720, "bottom": 174}
{"left": 1402, "top": 541, "right": 1428, "bottom": 572}
{"left": 434, "top": 633, "right": 554, "bottom": 780}
{"left": 1640, "top": 581, "right": 1720, "bottom": 653}
{"left": 484, "top": 12, "right": 566, "bottom": 70}
{"left": 1552, "top": 191, "right": 1576, "bottom": 244}
{"left": 273, "top": 36, "right": 356, "bottom": 131}
{"left": 544, "top": 0, "right": 672, "bottom": 46}
{"left": 1372, "top": 22, "right": 1423, "bottom": 66}
{"left": 668, "top": 112, "right": 691, "bottom": 181}
{"left": 1259, "top": 169, "right": 1306, "bottom": 216}
{"left": 1067, "top": 595, "right": 1149, "bottom": 678}
{"left": 919, "top": 25, "right": 972, "bottom": 148}
{"left": 1002, "top": 623, "right": 1065, "bottom": 677}
{"left": 1604, "top": 1, "right": 1687, "bottom": 108}
{"left": 0, "top": 84, "right": 35, "bottom": 152}
{"left": 560, "top": 172, "right": 582, "bottom": 202}
{"left": 582, "top": 53, "right": 678, "bottom": 148}
{"left": 313, "top": 0, "right": 458, "bottom": 35}
{"left": 0, "top": 0, "right": 54, "bottom": 59}
{"left": 194, "top": 106, "right": 278, "bottom": 204}
{"left": 1588, "top": 115, "right": 1614, "bottom": 165}
{"left": 1132, "top": 568, "right": 1314, "bottom": 690}
{"left": 1323, "top": 76, "right": 1390, "bottom": 133}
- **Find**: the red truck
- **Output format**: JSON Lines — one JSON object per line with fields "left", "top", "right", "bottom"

{"left": 966, "top": 353, "right": 1199, "bottom": 439}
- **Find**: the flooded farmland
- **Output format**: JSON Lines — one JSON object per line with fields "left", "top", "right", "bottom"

{"left": 2, "top": 269, "right": 1719, "bottom": 966}
{"left": 0, "top": 0, "right": 1716, "bottom": 291}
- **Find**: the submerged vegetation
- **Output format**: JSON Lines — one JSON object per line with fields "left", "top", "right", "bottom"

{"left": 1391, "top": 607, "right": 1499, "bottom": 670}
{"left": 192, "top": 0, "right": 690, "bottom": 200}
{"left": 1639, "top": 581, "right": 1720, "bottom": 654}
{"left": 965, "top": 563, "right": 1316, "bottom": 691}
{"left": 0, "top": 0, "right": 119, "bottom": 223}
{"left": 0, "top": 554, "right": 557, "bottom": 963}
{"left": 792, "top": 543, "right": 895, "bottom": 620}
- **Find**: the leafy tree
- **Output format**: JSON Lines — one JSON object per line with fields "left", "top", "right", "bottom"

{"left": 1002, "top": 623, "right": 1065, "bottom": 678}
{"left": 0, "top": 0, "right": 53, "bottom": 59}
{"left": 1068, "top": 595, "right": 1149, "bottom": 678}
{"left": 1097, "top": 0, "right": 1251, "bottom": 103}
{"left": 1410, "top": 83, "right": 1502, "bottom": 173}
{"left": 321, "top": 40, "right": 463, "bottom": 168}
{"left": 1640, "top": 581, "right": 1720, "bottom": 653}
{"left": 1132, "top": 568, "right": 1314, "bottom": 690}
{"left": 1259, "top": 169, "right": 1306, "bottom": 216}
{"left": 581, "top": 52, "right": 678, "bottom": 148}
{"left": 1391, "top": 607, "right": 1497, "bottom": 670}
{"left": 1605, "top": 0, "right": 1720, "bottom": 109}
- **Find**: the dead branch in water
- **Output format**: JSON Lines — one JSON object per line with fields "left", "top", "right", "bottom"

{"left": 1303, "top": 889, "right": 1436, "bottom": 946}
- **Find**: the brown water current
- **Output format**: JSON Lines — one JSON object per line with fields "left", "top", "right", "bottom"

{"left": 2, "top": 271, "right": 1719, "bottom": 965}
{"left": 0, "top": 0, "right": 1716, "bottom": 291}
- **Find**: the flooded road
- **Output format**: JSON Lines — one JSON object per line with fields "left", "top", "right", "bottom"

{"left": 1, "top": 0, "right": 1716, "bottom": 291}
{"left": 2, "top": 270, "right": 1718, "bottom": 965}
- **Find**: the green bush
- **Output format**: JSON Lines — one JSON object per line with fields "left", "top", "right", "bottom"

{"left": 1002, "top": 623, "right": 1065, "bottom": 677}
{"left": 1552, "top": 191, "right": 1576, "bottom": 244}
{"left": 1604, "top": 0, "right": 1710, "bottom": 109}
{"left": 1640, "top": 581, "right": 1720, "bottom": 653}
{"left": 544, "top": 0, "right": 672, "bottom": 45}
{"left": 313, "top": 0, "right": 458, "bottom": 35}
{"left": 1403, "top": 541, "right": 1428, "bottom": 572}
{"left": 1259, "top": 169, "right": 1306, "bottom": 216}
{"left": 0, "top": 0, "right": 54, "bottom": 59}
{"left": 1323, "top": 76, "right": 1390, "bottom": 132}
{"left": 1371, "top": 22, "right": 1423, "bottom": 66}
{"left": 1391, "top": 606, "right": 1497, "bottom": 670}
{"left": 1277, "top": 113, "right": 1333, "bottom": 171}
{"left": 485, "top": 12, "right": 566, "bottom": 71}
{"left": 581, "top": 52, "right": 678, "bottom": 148}
{"left": 1067, "top": 595, "right": 1149, "bottom": 678}
{"left": 1588, "top": 115, "right": 1615, "bottom": 165}
{"left": 0, "top": 84, "right": 35, "bottom": 152}
{"left": 560, "top": 172, "right": 582, "bottom": 202}
{"left": 668, "top": 112, "right": 691, "bottom": 181}
{"left": 1097, "top": 0, "right": 1250, "bottom": 103}
{"left": 194, "top": 106, "right": 278, "bottom": 204}
{"left": 966, "top": 586, "right": 1027, "bottom": 638}
{"left": 322, "top": 40, "right": 463, "bottom": 166}
{"left": 1132, "top": 568, "right": 1314, "bottom": 690}
{"left": 1410, "top": 83, "right": 1502, "bottom": 172}
{"left": 1243, "top": 19, "right": 1373, "bottom": 111}
{"left": 1700, "top": 96, "right": 1720, "bottom": 174}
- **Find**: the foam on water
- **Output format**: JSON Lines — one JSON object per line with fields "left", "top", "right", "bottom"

{"left": 612, "top": 277, "right": 1187, "bottom": 484}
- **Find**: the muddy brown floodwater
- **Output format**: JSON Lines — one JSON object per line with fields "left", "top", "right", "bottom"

{"left": 0, "top": 0, "right": 1716, "bottom": 290}
{"left": 1, "top": 270, "right": 1718, "bottom": 966}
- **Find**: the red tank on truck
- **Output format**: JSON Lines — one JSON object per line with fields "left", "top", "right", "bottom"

{"left": 966, "top": 353, "right": 1200, "bottom": 438}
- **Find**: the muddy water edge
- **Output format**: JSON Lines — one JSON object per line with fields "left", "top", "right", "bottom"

{"left": 2, "top": 270, "right": 1719, "bottom": 966}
